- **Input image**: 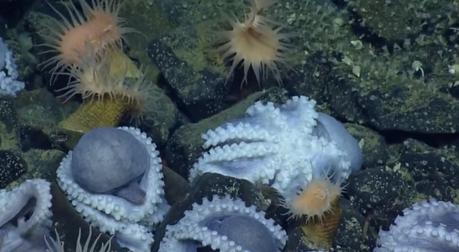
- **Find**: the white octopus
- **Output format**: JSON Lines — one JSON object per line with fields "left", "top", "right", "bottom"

{"left": 0, "top": 37, "right": 25, "bottom": 96}
{"left": 57, "top": 127, "right": 168, "bottom": 252}
{"left": 376, "top": 199, "right": 459, "bottom": 251}
{"left": 159, "top": 195, "right": 287, "bottom": 252}
{"left": 0, "top": 179, "right": 52, "bottom": 252}
{"left": 190, "top": 96, "right": 360, "bottom": 208}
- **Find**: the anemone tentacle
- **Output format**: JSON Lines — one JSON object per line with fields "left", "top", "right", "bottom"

{"left": 217, "top": 0, "right": 291, "bottom": 85}
{"left": 40, "top": 0, "right": 127, "bottom": 68}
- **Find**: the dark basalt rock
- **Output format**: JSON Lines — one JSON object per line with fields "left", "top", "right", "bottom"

{"left": 0, "top": 150, "right": 26, "bottom": 189}
{"left": 0, "top": 96, "right": 16, "bottom": 131}
{"left": 399, "top": 139, "right": 459, "bottom": 201}
{"left": 148, "top": 39, "right": 230, "bottom": 121}
{"left": 346, "top": 166, "right": 416, "bottom": 228}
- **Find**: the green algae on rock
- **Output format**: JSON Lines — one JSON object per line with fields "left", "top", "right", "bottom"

{"left": 22, "top": 149, "right": 65, "bottom": 182}
{"left": 134, "top": 84, "right": 187, "bottom": 147}
{"left": 346, "top": 124, "right": 388, "bottom": 168}
{"left": 14, "top": 88, "right": 78, "bottom": 150}
{"left": 149, "top": 39, "right": 230, "bottom": 121}
{"left": 120, "top": 0, "right": 172, "bottom": 82}
{"left": 15, "top": 88, "right": 77, "bottom": 134}
{"left": 269, "top": 0, "right": 459, "bottom": 134}
{"left": 348, "top": 0, "right": 459, "bottom": 41}
{"left": 288, "top": 37, "right": 459, "bottom": 133}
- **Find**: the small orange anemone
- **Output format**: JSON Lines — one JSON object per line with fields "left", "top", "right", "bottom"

{"left": 57, "top": 50, "right": 148, "bottom": 107}
{"left": 40, "top": 0, "right": 130, "bottom": 76}
{"left": 217, "top": 0, "right": 291, "bottom": 85}
{"left": 290, "top": 178, "right": 342, "bottom": 221}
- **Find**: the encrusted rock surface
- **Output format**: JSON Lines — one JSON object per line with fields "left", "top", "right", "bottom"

{"left": 0, "top": 150, "right": 25, "bottom": 188}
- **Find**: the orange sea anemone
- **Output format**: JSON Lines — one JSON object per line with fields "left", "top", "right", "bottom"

{"left": 57, "top": 49, "right": 148, "bottom": 107}
{"left": 40, "top": 0, "right": 130, "bottom": 77}
{"left": 289, "top": 178, "right": 342, "bottom": 221}
{"left": 217, "top": 0, "right": 291, "bottom": 85}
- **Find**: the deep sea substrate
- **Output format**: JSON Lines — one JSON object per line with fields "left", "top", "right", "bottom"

{"left": 0, "top": 0, "right": 458, "bottom": 251}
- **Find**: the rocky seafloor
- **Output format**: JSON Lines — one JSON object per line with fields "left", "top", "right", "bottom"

{"left": 0, "top": 0, "right": 459, "bottom": 251}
